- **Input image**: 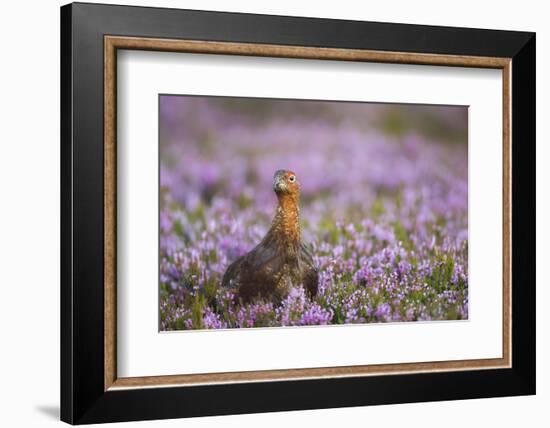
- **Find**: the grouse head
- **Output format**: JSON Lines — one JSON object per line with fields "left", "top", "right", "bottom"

{"left": 273, "top": 169, "right": 299, "bottom": 199}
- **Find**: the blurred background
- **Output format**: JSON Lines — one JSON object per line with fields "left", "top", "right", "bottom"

{"left": 160, "top": 96, "right": 467, "bottom": 226}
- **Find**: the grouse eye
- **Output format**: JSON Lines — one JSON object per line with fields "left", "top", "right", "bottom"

{"left": 288, "top": 175, "right": 296, "bottom": 182}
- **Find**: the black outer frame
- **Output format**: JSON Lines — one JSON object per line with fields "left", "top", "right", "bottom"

{"left": 60, "top": 2, "right": 535, "bottom": 424}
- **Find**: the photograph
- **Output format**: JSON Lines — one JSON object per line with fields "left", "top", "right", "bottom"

{"left": 159, "top": 95, "right": 469, "bottom": 330}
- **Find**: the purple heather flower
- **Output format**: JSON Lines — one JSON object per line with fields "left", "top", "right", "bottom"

{"left": 375, "top": 303, "right": 392, "bottom": 322}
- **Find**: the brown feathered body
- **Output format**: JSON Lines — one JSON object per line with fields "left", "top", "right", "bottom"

{"left": 222, "top": 170, "right": 318, "bottom": 304}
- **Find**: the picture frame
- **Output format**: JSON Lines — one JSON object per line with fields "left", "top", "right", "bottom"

{"left": 60, "top": 2, "right": 535, "bottom": 424}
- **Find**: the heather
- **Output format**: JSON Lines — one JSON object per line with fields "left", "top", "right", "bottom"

{"left": 159, "top": 96, "right": 468, "bottom": 330}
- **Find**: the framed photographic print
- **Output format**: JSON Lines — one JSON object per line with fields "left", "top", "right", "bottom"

{"left": 60, "top": 2, "right": 536, "bottom": 424}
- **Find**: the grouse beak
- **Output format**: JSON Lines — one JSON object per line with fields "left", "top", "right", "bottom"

{"left": 273, "top": 171, "right": 287, "bottom": 193}
{"left": 273, "top": 176, "right": 285, "bottom": 193}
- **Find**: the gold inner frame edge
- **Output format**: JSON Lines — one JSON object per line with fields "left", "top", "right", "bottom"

{"left": 104, "top": 36, "right": 512, "bottom": 391}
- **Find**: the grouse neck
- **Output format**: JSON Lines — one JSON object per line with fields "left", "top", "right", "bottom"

{"left": 273, "top": 193, "right": 301, "bottom": 244}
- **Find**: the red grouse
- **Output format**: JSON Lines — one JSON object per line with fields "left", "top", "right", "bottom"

{"left": 222, "top": 170, "right": 319, "bottom": 304}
